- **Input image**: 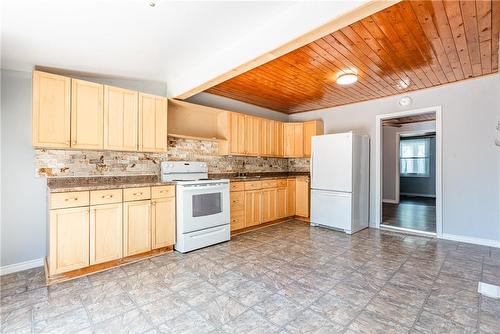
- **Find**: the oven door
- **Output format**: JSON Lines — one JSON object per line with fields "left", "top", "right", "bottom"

{"left": 178, "top": 183, "right": 230, "bottom": 233}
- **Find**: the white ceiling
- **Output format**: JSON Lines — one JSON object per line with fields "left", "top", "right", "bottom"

{"left": 1, "top": 0, "right": 367, "bottom": 97}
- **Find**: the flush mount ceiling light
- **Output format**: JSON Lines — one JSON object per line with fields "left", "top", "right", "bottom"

{"left": 399, "top": 96, "right": 412, "bottom": 106}
{"left": 396, "top": 78, "right": 411, "bottom": 90}
{"left": 149, "top": 1, "right": 156, "bottom": 7}
{"left": 336, "top": 70, "right": 358, "bottom": 85}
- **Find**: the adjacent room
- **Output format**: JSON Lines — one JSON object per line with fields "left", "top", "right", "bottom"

{"left": 382, "top": 112, "right": 438, "bottom": 234}
{"left": 1, "top": 1, "right": 499, "bottom": 333}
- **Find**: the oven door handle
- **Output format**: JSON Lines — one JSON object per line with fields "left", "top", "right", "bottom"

{"left": 191, "top": 227, "right": 227, "bottom": 239}
{"left": 180, "top": 183, "right": 228, "bottom": 189}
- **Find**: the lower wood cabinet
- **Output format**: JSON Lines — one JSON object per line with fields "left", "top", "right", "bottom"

{"left": 90, "top": 203, "right": 123, "bottom": 265}
{"left": 123, "top": 200, "right": 152, "bottom": 256}
{"left": 276, "top": 187, "right": 287, "bottom": 219}
{"left": 229, "top": 177, "right": 309, "bottom": 232}
{"left": 152, "top": 197, "right": 176, "bottom": 249}
{"left": 287, "top": 178, "right": 296, "bottom": 217}
{"left": 48, "top": 185, "right": 175, "bottom": 277}
{"left": 295, "top": 177, "right": 310, "bottom": 217}
{"left": 262, "top": 188, "right": 277, "bottom": 223}
{"left": 49, "top": 207, "right": 90, "bottom": 275}
{"left": 245, "top": 190, "right": 262, "bottom": 227}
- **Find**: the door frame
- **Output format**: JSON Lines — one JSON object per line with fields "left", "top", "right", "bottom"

{"left": 375, "top": 106, "right": 443, "bottom": 238}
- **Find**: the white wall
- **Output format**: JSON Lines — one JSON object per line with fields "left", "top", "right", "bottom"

{"left": 187, "top": 92, "right": 288, "bottom": 121}
{"left": 0, "top": 69, "right": 168, "bottom": 268}
{"left": 290, "top": 74, "right": 500, "bottom": 243}
{"left": 383, "top": 121, "right": 436, "bottom": 201}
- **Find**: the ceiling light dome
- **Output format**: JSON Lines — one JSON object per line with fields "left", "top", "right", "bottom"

{"left": 336, "top": 71, "right": 358, "bottom": 85}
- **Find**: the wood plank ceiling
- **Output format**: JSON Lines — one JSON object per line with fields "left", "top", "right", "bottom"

{"left": 382, "top": 112, "right": 436, "bottom": 127}
{"left": 205, "top": 0, "right": 500, "bottom": 114}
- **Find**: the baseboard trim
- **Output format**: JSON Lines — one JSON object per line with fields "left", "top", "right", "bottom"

{"left": 441, "top": 233, "right": 500, "bottom": 248}
{"left": 400, "top": 193, "right": 436, "bottom": 198}
{"left": 382, "top": 199, "right": 398, "bottom": 204}
{"left": 0, "top": 258, "right": 44, "bottom": 276}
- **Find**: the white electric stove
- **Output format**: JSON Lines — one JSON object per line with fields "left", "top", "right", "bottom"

{"left": 161, "top": 161, "right": 230, "bottom": 253}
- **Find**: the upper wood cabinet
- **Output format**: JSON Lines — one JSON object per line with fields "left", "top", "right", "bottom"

{"left": 32, "top": 71, "right": 71, "bottom": 148}
{"left": 71, "top": 79, "right": 104, "bottom": 150}
{"left": 229, "top": 112, "right": 246, "bottom": 155}
{"left": 303, "top": 120, "right": 324, "bottom": 157}
{"left": 104, "top": 86, "right": 138, "bottom": 151}
{"left": 275, "top": 121, "right": 284, "bottom": 157}
{"left": 244, "top": 116, "right": 261, "bottom": 156}
{"left": 139, "top": 93, "right": 168, "bottom": 152}
{"left": 284, "top": 123, "right": 304, "bottom": 158}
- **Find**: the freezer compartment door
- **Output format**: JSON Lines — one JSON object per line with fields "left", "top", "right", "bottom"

{"left": 310, "top": 189, "right": 352, "bottom": 231}
{"left": 311, "top": 133, "right": 352, "bottom": 192}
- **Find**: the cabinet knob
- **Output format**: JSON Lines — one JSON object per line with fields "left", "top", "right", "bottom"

{"left": 65, "top": 141, "right": 70, "bottom": 145}
{"left": 133, "top": 192, "right": 142, "bottom": 196}
{"left": 101, "top": 195, "right": 113, "bottom": 199}
{"left": 72, "top": 141, "right": 76, "bottom": 145}
{"left": 64, "top": 197, "right": 78, "bottom": 202}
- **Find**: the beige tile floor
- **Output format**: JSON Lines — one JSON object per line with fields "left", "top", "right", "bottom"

{"left": 1, "top": 220, "right": 499, "bottom": 333}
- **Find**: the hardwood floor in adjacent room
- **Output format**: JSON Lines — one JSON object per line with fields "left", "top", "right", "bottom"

{"left": 383, "top": 196, "right": 436, "bottom": 233}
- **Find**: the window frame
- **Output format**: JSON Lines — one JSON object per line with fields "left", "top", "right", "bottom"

{"left": 399, "top": 137, "right": 431, "bottom": 178}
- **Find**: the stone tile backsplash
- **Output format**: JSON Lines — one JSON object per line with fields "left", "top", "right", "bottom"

{"left": 35, "top": 136, "right": 309, "bottom": 177}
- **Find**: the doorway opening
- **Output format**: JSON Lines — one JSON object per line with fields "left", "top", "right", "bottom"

{"left": 375, "top": 107, "right": 442, "bottom": 237}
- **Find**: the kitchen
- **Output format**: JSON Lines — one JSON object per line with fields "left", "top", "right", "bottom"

{"left": 2, "top": 1, "right": 500, "bottom": 333}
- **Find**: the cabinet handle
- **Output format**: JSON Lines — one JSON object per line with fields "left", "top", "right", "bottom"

{"left": 65, "top": 141, "right": 70, "bottom": 145}
{"left": 133, "top": 192, "right": 142, "bottom": 196}
{"left": 152, "top": 201, "right": 156, "bottom": 206}
{"left": 160, "top": 190, "right": 167, "bottom": 193}
{"left": 101, "top": 195, "right": 113, "bottom": 199}
{"left": 72, "top": 141, "right": 77, "bottom": 145}
{"left": 65, "top": 197, "right": 78, "bottom": 202}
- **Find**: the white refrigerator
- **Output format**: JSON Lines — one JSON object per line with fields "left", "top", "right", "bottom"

{"left": 310, "top": 132, "right": 369, "bottom": 234}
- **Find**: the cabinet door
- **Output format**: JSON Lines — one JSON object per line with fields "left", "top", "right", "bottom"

{"left": 245, "top": 190, "right": 262, "bottom": 227}
{"left": 283, "top": 123, "right": 294, "bottom": 157}
{"left": 262, "top": 188, "right": 277, "bottom": 223}
{"left": 293, "top": 123, "right": 304, "bottom": 157}
{"left": 245, "top": 116, "right": 261, "bottom": 156}
{"left": 287, "top": 178, "right": 296, "bottom": 217}
{"left": 275, "top": 121, "right": 284, "bottom": 157}
{"left": 276, "top": 187, "right": 287, "bottom": 219}
{"left": 230, "top": 113, "right": 245, "bottom": 155}
{"left": 139, "top": 93, "right": 168, "bottom": 152}
{"left": 151, "top": 197, "right": 176, "bottom": 249}
{"left": 303, "top": 120, "right": 324, "bottom": 157}
{"left": 71, "top": 79, "right": 104, "bottom": 149}
{"left": 49, "top": 207, "right": 89, "bottom": 275}
{"left": 123, "top": 200, "right": 151, "bottom": 256}
{"left": 32, "top": 71, "right": 71, "bottom": 148}
{"left": 296, "top": 178, "right": 310, "bottom": 217}
{"left": 90, "top": 203, "right": 122, "bottom": 265}
{"left": 104, "top": 85, "right": 138, "bottom": 151}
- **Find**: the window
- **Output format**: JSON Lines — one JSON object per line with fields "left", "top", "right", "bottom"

{"left": 400, "top": 138, "right": 431, "bottom": 177}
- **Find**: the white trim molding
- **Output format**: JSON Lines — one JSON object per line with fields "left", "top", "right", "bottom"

{"left": 0, "top": 258, "right": 44, "bottom": 276}
{"left": 382, "top": 199, "right": 398, "bottom": 204}
{"left": 442, "top": 234, "right": 500, "bottom": 249}
{"left": 375, "top": 105, "right": 443, "bottom": 237}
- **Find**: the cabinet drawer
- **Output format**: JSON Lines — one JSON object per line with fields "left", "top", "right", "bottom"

{"left": 277, "top": 179, "right": 287, "bottom": 187}
{"left": 230, "top": 182, "right": 245, "bottom": 192}
{"left": 230, "top": 213, "right": 245, "bottom": 231}
{"left": 90, "top": 189, "right": 122, "bottom": 205}
{"left": 50, "top": 191, "right": 89, "bottom": 209}
{"left": 123, "top": 187, "right": 151, "bottom": 201}
{"left": 244, "top": 181, "right": 262, "bottom": 190}
{"left": 261, "top": 179, "right": 278, "bottom": 189}
{"left": 152, "top": 185, "right": 175, "bottom": 199}
{"left": 230, "top": 191, "right": 245, "bottom": 211}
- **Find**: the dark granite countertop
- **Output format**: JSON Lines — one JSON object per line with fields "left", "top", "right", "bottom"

{"left": 209, "top": 172, "right": 309, "bottom": 182}
{"left": 47, "top": 172, "right": 310, "bottom": 192}
{"left": 47, "top": 175, "right": 175, "bottom": 193}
